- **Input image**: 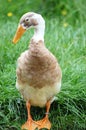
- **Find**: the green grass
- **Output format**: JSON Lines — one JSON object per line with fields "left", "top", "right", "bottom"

{"left": 0, "top": 0, "right": 86, "bottom": 130}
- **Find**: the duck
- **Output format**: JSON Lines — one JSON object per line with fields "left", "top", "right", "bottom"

{"left": 12, "top": 12, "right": 62, "bottom": 130}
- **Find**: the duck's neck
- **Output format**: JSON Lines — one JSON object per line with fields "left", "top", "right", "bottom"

{"left": 32, "top": 24, "right": 45, "bottom": 43}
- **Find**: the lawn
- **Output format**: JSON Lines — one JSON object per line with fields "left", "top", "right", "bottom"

{"left": 0, "top": 0, "right": 86, "bottom": 130}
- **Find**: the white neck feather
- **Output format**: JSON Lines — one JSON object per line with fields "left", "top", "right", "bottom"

{"left": 32, "top": 24, "right": 45, "bottom": 43}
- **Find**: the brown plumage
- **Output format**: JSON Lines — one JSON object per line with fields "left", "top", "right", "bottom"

{"left": 17, "top": 39, "right": 61, "bottom": 87}
{"left": 16, "top": 39, "right": 62, "bottom": 107}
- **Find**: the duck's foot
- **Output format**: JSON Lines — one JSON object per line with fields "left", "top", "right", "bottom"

{"left": 21, "top": 118, "right": 38, "bottom": 130}
{"left": 21, "top": 117, "right": 51, "bottom": 130}
{"left": 37, "top": 117, "right": 51, "bottom": 130}
{"left": 21, "top": 101, "right": 51, "bottom": 130}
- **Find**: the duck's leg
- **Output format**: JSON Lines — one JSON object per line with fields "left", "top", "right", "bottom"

{"left": 21, "top": 101, "right": 38, "bottom": 130}
{"left": 37, "top": 100, "right": 51, "bottom": 130}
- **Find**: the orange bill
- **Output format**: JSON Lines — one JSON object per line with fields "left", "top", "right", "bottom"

{"left": 12, "top": 25, "right": 26, "bottom": 44}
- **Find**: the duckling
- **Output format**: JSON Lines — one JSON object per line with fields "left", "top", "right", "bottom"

{"left": 12, "top": 12, "right": 62, "bottom": 130}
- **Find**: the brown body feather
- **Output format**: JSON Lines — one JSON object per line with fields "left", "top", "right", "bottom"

{"left": 16, "top": 40, "right": 62, "bottom": 107}
{"left": 17, "top": 40, "right": 61, "bottom": 88}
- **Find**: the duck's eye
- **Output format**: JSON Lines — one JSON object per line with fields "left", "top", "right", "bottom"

{"left": 25, "top": 18, "right": 29, "bottom": 22}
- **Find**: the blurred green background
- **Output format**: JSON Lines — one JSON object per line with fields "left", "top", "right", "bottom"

{"left": 0, "top": 0, "right": 86, "bottom": 130}
{"left": 0, "top": 0, "right": 86, "bottom": 24}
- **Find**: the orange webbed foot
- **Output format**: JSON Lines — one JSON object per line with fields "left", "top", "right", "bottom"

{"left": 21, "top": 119, "right": 38, "bottom": 130}
{"left": 37, "top": 117, "right": 51, "bottom": 130}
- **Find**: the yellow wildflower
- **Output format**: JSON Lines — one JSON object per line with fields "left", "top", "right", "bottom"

{"left": 61, "top": 10, "right": 67, "bottom": 16}
{"left": 63, "top": 22, "right": 68, "bottom": 27}
{"left": 7, "top": 12, "right": 13, "bottom": 17}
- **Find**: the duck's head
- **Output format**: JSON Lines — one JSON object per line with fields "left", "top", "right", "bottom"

{"left": 12, "top": 12, "right": 45, "bottom": 44}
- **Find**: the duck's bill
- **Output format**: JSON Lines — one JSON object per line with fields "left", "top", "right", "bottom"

{"left": 12, "top": 25, "right": 26, "bottom": 44}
